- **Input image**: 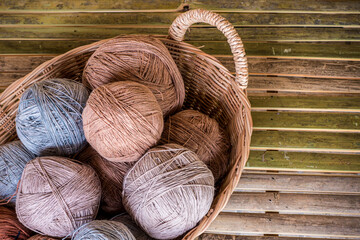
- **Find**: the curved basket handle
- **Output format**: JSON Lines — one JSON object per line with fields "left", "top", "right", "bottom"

{"left": 168, "top": 9, "right": 248, "bottom": 89}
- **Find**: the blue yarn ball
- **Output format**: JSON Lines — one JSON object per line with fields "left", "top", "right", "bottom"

{"left": 0, "top": 141, "right": 35, "bottom": 207}
{"left": 16, "top": 78, "right": 89, "bottom": 156}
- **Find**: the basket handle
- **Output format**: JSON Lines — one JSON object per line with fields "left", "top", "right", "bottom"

{"left": 168, "top": 9, "right": 248, "bottom": 89}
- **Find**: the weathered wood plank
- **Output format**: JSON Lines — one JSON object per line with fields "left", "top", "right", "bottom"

{"left": 1, "top": 26, "right": 360, "bottom": 42}
{"left": 2, "top": 71, "right": 359, "bottom": 94}
{"left": 188, "top": 0, "right": 360, "bottom": 12}
{"left": 4, "top": 56, "right": 360, "bottom": 78}
{"left": 224, "top": 192, "right": 360, "bottom": 216}
{"left": 252, "top": 112, "right": 360, "bottom": 132}
{"left": 3, "top": 56, "right": 360, "bottom": 78}
{"left": 1, "top": 40, "right": 360, "bottom": 58}
{"left": 246, "top": 151, "right": 360, "bottom": 172}
{"left": 248, "top": 76, "right": 360, "bottom": 93}
{"left": 249, "top": 95, "right": 360, "bottom": 111}
{"left": 1, "top": 12, "right": 359, "bottom": 26}
{"left": 206, "top": 212, "right": 360, "bottom": 238}
{"left": 218, "top": 57, "right": 360, "bottom": 78}
{"left": 190, "top": 41, "right": 360, "bottom": 58}
{"left": 250, "top": 131, "right": 359, "bottom": 152}
{"left": 0, "top": 0, "right": 182, "bottom": 10}
{"left": 236, "top": 173, "right": 360, "bottom": 194}
{"left": 199, "top": 234, "right": 348, "bottom": 240}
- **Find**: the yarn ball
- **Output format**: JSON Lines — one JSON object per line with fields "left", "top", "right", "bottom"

{"left": 28, "top": 234, "right": 59, "bottom": 240}
{"left": 112, "top": 214, "right": 152, "bottom": 240}
{"left": 0, "top": 206, "right": 32, "bottom": 240}
{"left": 161, "top": 109, "right": 230, "bottom": 181}
{"left": 76, "top": 146, "right": 134, "bottom": 214}
{"left": 82, "top": 81, "right": 164, "bottom": 162}
{"left": 72, "top": 220, "right": 135, "bottom": 240}
{"left": 82, "top": 35, "right": 185, "bottom": 116}
{"left": 0, "top": 141, "right": 36, "bottom": 207}
{"left": 122, "top": 143, "right": 215, "bottom": 239}
{"left": 16, "top": 156, "right": 101, "bottom": 238}
{"left": 16, "top": 78, "right": 89, "bottom": 156}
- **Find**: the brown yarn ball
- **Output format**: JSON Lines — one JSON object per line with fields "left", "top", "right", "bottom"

{"left": 82, "top": 81, "right": 164, "bottom": 162}
{"left": 0, "top": 206, "right": 32, "bottom": 240}
{"left": 76, "top": 146, "right": 134, "bottom": 214}
{"left": 122, "top": 143, "right": 214, "bottom": 239}
{"left": 28, "top": 234, "right": 58, "bottom": 240}
{"left": 161, "top": 109, "right": 230, "bottom": 181}
{"left": 82, "top": 35, "right": 185, "bottom": 116}
{"left": 16, "top": 156, "right": 101, "bottom": 238}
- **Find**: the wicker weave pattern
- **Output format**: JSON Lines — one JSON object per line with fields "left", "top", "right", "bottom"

{"left": 0, "top": 9, "right": 252, "bottom": 240}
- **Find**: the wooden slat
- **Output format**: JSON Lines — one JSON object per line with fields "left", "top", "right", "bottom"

{"left": 250, "top": 131, "right": 359, "bottom": 153}
{"left": 0, "top": 0, "right": 182, "bottom": 10}
{"left": 206, "top": 212, "right": 360, "bottom": 238}
{"left": 249, "top": 95, "right": 360, "bottom": 112}
{"left": 3, "top": 56, "right": 360, "bottom": 78}
{"left": 188, "top": 0, "right": 360, "bottom": 12}
{"left": 236, "top": 173, "right": 360, "bottom": 194}
{"left": 248, "top": 76, "right": 360, "bottom": 93}
{"left": 1, "top": 26, "right": 360, "bottom": 42}
{"left": 199, "top": 234, "right": 349, "bottom": 240}
{"left": 246, "top": 151, "right": 360, "bottom": 172}
{"left": 218, "top": 57, "right": 360, "bottom": 79}
{"left": 1, "top": 12, "right": 359, "bottom": 26}
{"left": 1, "top": 40, "right": 360, "bottom": 58}
{"left": 224, "top": 192, "right": 360, "bottom": 216}
{"left": 252, "top": 112, "right": 360, "bottom": 132}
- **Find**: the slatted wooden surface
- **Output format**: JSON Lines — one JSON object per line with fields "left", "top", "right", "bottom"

{"left": 1, "top": 0, "right": 359, "bottom": 239}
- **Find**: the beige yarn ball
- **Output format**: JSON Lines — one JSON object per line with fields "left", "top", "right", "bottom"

{"left": 122, "top": 143, "right": 214, "bottom": 239}
{"left": 82, "top": 35, "right": 185, "bottom": 116}
{"left": 82, "top": 81, "right": 164, "bottom": 162}
{"left": 16, "top": 156, "right": 101, "bottom": 238}
{"left": 161, "top": 109, "right": 230, "bottom": 181}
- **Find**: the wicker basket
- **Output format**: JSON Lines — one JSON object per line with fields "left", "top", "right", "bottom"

{"left": 0, "top": 9, "right": 252, "bottom": 239}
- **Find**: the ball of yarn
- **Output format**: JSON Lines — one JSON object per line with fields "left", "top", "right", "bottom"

{"left": 82, "top": 81, "right": 164, "bottom": 162}
{"left": 76, "top": 146, "right": 134, "bottom": 214}
{"left": 28, "top": 234, "right": 58, "bottom": 240}
{"left": 16, "top": 78, "right": 89, "bottom": 156}
{"left": 72, "top": 220, "right": 135, "bottom": 240}
{"left": 0, "top": 141, "right": 35, "bottom": 207}
{"left": 16, "top": 156, "right": 101, "bottom": 238}
{"left": 122, "top": 143, "right": 215, "bottom": 239}
{"left": 112, "top": 214, "right": 151, "bottom": 240}
{"left": 82, "top": 35, "right": 185, "bottom": 116}
{"left": 161, "top": 109, "right": 230, "bottom": 181}
{"left": 0, "top": 206, "right": 32, "bottom": 240}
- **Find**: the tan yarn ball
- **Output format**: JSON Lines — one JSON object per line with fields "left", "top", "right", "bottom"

{"left": 161, "top": 109, "right": 230, "bottom": 181}
{"left": 82, "top": 81, "right": 164, "bottom": 162}
{"left": 82, "top": 35, "right": 185, "bottom": 116}
{"left": 76, "top": 146, "right": 134, "bottom": 214}
{"left": 122, "top": 143, "right": 215, "bottom": 239}
{"left": 16, "top": 156, "right": 101, "bottom": 238}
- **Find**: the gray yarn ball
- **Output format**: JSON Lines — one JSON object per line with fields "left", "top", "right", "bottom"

{"left": 72, "top": 220, "right": 136, "bottom": 240}
{"left": 0, "top": 141, "right": 35, "bottom": 207}
{"left": 16, "top": 78, "right": 89, "bottom": 156}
